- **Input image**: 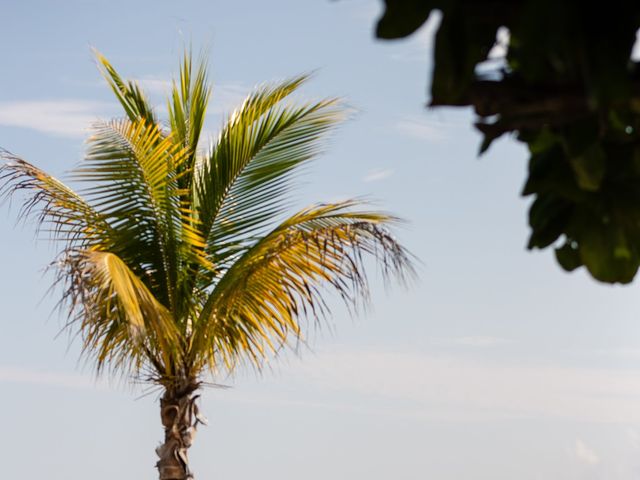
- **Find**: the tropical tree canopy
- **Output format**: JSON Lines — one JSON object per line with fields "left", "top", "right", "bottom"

{"left": 375, "top": 0, "right": 640, "bottom": 284}
{"left": 0, "top": 51, "right": 414, "bottom": 479}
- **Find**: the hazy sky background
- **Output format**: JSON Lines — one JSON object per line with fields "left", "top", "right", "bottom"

{"left": 2, "top": 1, "right": 640, "bottom": 479}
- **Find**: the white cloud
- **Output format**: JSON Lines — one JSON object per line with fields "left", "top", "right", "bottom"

{"left": 0, "top": 81, "right": 248, "bottom": 142}
{"left": 449, "top": 336, "right": 511, "bottom": 347}
{"left": 209, "top": 83, "right": 249, "bottom": 115}
{"left": 0, "top": 365, "right": 105, "bottom": 391}
{"left": 596, "top": 346, "right": 640, "bottom": 360}
{"left": 128, "top": 78, "right": 248, "bottom": 115}
{"left": 363, "top": 168, "right": 394, "bottom": 183}
{"left": 627, "top": 428, "right": 640, "bottom": 449}
{"left": 267, "top": 347, "right": 640, "bottom": 423}
{"left": 324, "top": 194, "right": 358, "bottom": 204}
{"left": 195, "top": 83, "right": 250, "bottom": 145}
{"left": 575, "top": 439, "right": 600, "bottom": 465}
{"left": 395, "top": 115, "right": 450, "bottom": 142}
{"left": 0, "top": 100, "right": 113, "bottom": 138}
{"left": 425, "top": 336, "right": 512, "bottom": 348}
{"left": 136, "top": 76, "right": 172, "bottom": 95}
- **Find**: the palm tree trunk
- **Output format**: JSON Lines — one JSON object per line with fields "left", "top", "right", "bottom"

{"left": 156, "top": 389, "right": 205, "bottom": 480}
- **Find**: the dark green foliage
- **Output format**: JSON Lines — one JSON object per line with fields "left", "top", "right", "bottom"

{"left": 376, "top": 0, "right": 640, "bottom": 283}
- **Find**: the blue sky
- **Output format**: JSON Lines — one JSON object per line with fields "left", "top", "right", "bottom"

{"left": 2, "top": 1, "right": 640, "bottom": 479}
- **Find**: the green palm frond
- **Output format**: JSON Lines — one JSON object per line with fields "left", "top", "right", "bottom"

{"left": 95, "top": 49, "right": 157, "bottom": 125}
{"left": 191, "top": 201, "right": 414, "bottom": 372}
{"left": 74, "top": 118, "right": 194, "bottom": 310}
{"left": 192, "top": 76, "right": 307, "bottom": 236}
{"left": 168, "top": 50, "right": 211, "bottom": 186}
{"left": 193, "top": 77, "right": 345, "bottom": 276}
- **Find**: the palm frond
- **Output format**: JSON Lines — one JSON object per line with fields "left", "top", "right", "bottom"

{"left": 193, "top": 77, "right": 346, "bottom": 276}
{"left": 57, "top": 249, "right": 180, "bottom": 379}
{"left": 73, "top": 118, "right": 190, "bottom": 310}
{"left": 94, "top": 49, "right": 157, "bottom": 125}
{"left": 168, "top": 49, "right": 211, "bottom": 188}
{"left": 190, "top": 201, "right": 414, "bottom": 372}
{"left": 0, "top": 150, "right": 111, "bottom": 248}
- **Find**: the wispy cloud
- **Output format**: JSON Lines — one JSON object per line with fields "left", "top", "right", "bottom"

{"left": 0, "top": 81, "right": 249, "bottom": 142}
{"left": 448, "top": 336, "right": 512, "bottom": 348}
{"left": 395, "top": 115, "right": 453, "bottom": 142}
{"left": 627, "top": 428, "right": 640, "bottom": 449}
{"left": 593, "top": 346, "right": 640, "bottom": 360}
{"left": 0, "top": 100, "right": 113, "bottom": 138}
{"left": 193, "top": 83, "right": 250, "bottom": 144}
{"left": 125, "top": 78, "right": 248, "bottom": 115}
{"left": 363, "top": 168, "right": 394, "bottom": 183}
{"left": 426, "top": 335, "right": 512, "bottom": 348}
{"left": 136, "top": 75, "right": 172, "bottom": 95}
{"left": 575, "top": 439, "right": 600, "bottom": 465}
{"left": 266, "top": 347, "right": 640, "bottom": 423}
{"left": 0, "top": 365, "right": 105, "bottom": 391}
{"left": 209, "top": 83, "right": 249, "bottom": 115}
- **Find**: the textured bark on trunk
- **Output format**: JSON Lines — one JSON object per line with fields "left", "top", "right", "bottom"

{"left": 156, "top": 389, "right": 207, "bottom": 480}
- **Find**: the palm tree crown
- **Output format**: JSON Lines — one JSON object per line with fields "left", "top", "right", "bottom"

{"left": 0, "top": 51, "right": 414, "bottom": 479}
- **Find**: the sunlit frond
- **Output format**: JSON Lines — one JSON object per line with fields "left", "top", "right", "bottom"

{"left": 74, "top": 118, "right": 192, "bottom": 310}
{"left": 0, "top": 151, "right": 111, "bottom": 248}
{"left": 191, "top": 201, "right": 414, "bottom": 372}
{"left": 94, "top": 49, "right": 157, "bottom": 125}
{"left": 193, "top": 77, "right": 346, "bottom": 276}
{"left": 57, "top": 249, "right": 180, "bottom": 379}
{"left": 192, "top": 75, "right": 309, "bottom": 233}
{"left": 168, "top": 50, "right": 211, "bottom": 186}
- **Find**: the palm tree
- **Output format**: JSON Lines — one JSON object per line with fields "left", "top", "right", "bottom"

{"left": 0, "top": 51, "right": 413, "bottom": 480}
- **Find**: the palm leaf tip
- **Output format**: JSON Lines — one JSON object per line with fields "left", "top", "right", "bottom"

{"left": 93, "top": 49, "right": 156, "bottom": 124}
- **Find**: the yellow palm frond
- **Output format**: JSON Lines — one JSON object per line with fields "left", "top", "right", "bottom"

{"left": 191, "top": 201, "right": 415, "bottom": 372}
{"left": 75, "top": 118, "right": 199, "bottom": 311}
{"left": 58, "top": 249, "right": 180, "bottom": 378}
{"left": 0, "top": 151, "right": 111, "bottom": 248}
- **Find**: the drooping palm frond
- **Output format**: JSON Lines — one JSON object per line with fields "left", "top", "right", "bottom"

{"left": 0, "top": 151, "right": 111, "bottom": 249}
{"left": 56, "top": 249, "right": 180, "bottom": 379}
{"left": 190, "top": 201, "right": 414, "bottom": 372}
